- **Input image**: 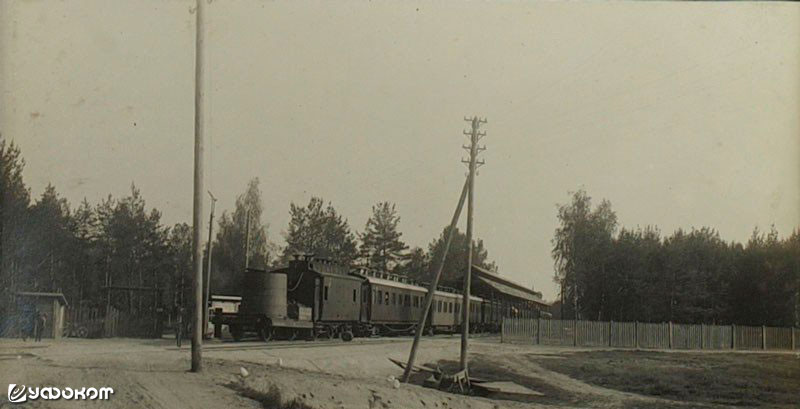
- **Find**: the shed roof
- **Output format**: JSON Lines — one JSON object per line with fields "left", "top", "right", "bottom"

{"left": 16, "top": 292, "right": 68, "bottom": 306}
{"left": 472, "top": 266, "right": 549, "bottom": 306}
{"left": 211, "top": 295, "right": 242, "bottom": 302}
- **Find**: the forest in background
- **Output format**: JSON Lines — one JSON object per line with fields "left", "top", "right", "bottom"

{"left": 2, "top": 136, "right": 798, "bottom": 327}
{"left": 0, "top": 137, "right": 496, "bottom": 317}
{"left": 552, "top": 191, "right": 800, "bottom": 327}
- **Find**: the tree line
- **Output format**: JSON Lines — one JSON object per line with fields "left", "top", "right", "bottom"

{"left": 0, "top": 137, "right": 497, "bottom": 316}
{"left": 552, "top": 190, "right": 800, "bottom": 327}
{"left": 208, "top": 178, "right": 496, "bottom": 294}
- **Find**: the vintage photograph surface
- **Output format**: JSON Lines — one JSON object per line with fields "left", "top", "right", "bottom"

{"left": 1, "top": 1, "right": 798, "bottom": 408}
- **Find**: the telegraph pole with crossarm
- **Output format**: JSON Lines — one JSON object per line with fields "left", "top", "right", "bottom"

{"left": 460, "top": 116, "right": 486, "bottom": 374}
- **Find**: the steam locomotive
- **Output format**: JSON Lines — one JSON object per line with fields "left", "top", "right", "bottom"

{"left": 212, "top": 255, "right": 541, "bottom": 341}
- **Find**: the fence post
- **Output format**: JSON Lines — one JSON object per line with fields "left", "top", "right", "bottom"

{"left": 731, "top": 324, "right": 736, "bottom": 350}
{"left": 792, "top": 327, "right": 796, "bottom": 351}
{"left": 700, "top": 324, "right": 704, "bottom": 350}
{"left": 536, "top": 318, "right": 541, "bottom": 345}
{"left": 634, "top": 321, "right": 639, "bottom": 349}
{"left": 573, "top": 319, "right": 578, "bottom": 347}
{"left": 500, "top": 318, "right": 504, "bottom": 344}
{"left": 668, "top": 322, "right": 673, "bottom": 349}
{"left": 609, "top": 320, "right": 613, "bottom": 347}
{"left": 762, "top": 325, "right": 767, "bottom": 350}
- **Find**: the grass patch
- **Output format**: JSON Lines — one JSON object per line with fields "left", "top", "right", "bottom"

{"left": 435, "top": 356, "right": 583, "bottom": 406}
{"left": 537, "top": 351, "right": 800, "bottom": 407}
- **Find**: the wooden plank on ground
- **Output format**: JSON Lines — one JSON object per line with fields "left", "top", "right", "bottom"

{"left": 473, "top": 381, "right": 545, "bottom": 397}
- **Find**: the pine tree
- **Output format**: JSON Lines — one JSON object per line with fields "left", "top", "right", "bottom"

{"left": 358, "top": 202, "right": 408, "bottom": 271}
{"left": 426, "top": 225, "right": 496, "bottom": 289}
{"left": 95, "top": 184, "right": 169, "bottom": 312}
{"left": 26, "top": 185, "right": 72, "bottom": 293}
{"left": 399, "top": 247, "right": 428, "bottom": 281}
{"left": 282, "top": 197, "right": 357, "bottom": 266}
{"left": 0, "top": 136, "right": 31, "bottom": 307}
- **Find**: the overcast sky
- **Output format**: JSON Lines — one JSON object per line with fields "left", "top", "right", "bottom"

{"left": 2, "top": 1, "right": 798, "bottom": 301}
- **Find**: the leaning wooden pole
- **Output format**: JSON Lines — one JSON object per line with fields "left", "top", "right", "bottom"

{"left": 402, "top": 177, "right": 469, "bottom": 383}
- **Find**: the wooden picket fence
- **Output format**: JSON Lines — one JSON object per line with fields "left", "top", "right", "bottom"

{"left": 502, "top": 318, "right": 799, "bottom": 351}
{"left": 64, "top": 305, "right": 162, "bottom": 338}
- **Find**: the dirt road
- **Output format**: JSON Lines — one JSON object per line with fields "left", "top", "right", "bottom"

{"left": 3, "top": 336, "right": 787, "bottom": 408}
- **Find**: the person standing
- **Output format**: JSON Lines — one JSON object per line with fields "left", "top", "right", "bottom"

{"left": 175, "top": 305, "right": 184, "bottom": 348}
{"left": 25, "top": 307, "right": 37, "bottom": 342}
{"left": 35, "top": 312, "right": 46, "bottom": 342}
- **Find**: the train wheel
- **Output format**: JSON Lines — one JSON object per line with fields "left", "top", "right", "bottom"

{"left": 341, "top": 331, "right": 354, "bottom": 342}
{"left": 426, "top": 326, "right": 435, "bottom": 336}
{"left": 258, "top": 325, "right": 274, "bottom": 342}
{"left": 288, "top": 329, "right": 299, "bottom": 341}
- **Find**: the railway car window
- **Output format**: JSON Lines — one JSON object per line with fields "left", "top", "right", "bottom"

{"left": 392, "top": 293, "right": 396, "bottom": 305}
{"left": 378, "top": 290, "right": 382, "bottom": 305}
{"left": 455, "top": 303, "right": 459, "bottom": 314}
{"left": 353, "top": 289, "right": 357, "bottom": 303}
{"left": 449, "top": 303, "right": 453, "bottom": 313}
{"left": 324, "top": 286, "right": 329, "bottom": 301}
{"left": 384, "top": 292, "right": 389, "bottom": 305}
{"left": 437, "top": 300, "right": 442, "bottom": 313}
{"left": 405, "top": 294, "right": 410, "bottom": 306}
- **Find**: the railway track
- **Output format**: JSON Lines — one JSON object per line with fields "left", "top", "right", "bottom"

{"left": 165, "top": 333, "right": 491, "bottom": 352}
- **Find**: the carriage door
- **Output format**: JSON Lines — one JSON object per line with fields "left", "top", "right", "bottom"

{"left": 360, "top": 283, "right": 370, "bottom": 322}
{"left": 314, "top": 278, "right": 322, "bottom": 321}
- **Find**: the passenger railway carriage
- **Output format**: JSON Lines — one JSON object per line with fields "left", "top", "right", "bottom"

{"left": 212, "top": 255, "right": 548, "bottom": 342}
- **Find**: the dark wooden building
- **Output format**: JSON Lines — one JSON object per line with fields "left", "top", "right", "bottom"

{"left": 470, "top": 265, "right": 550, "bottom": 319}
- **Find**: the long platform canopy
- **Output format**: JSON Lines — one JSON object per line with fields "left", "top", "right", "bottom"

{"left": 472, "top": 265, "right": 549, "bottom": 306}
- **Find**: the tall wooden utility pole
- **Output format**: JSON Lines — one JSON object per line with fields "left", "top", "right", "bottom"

{"left": 402, "top": 177, "right": 469, "bottom": 383}
{"left": 244, "top": 208, "right": 251, "bottom": 270}
{"left": 203, "top": 191, "right": 217, "bottom": 338}
{"left": 460, "top": 116, "right": 486, "bottom": 373}
{"left": 191, "top": 0, "right": 206, "bottom": 373}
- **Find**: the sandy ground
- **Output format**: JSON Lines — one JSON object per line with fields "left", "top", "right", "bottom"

{"left": 0, "top": 335, "right": 777, "bottom": 408}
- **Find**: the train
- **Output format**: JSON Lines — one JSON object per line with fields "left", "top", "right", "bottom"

{"left": 212, "top": 255, "right": 545, "bottom": 342}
